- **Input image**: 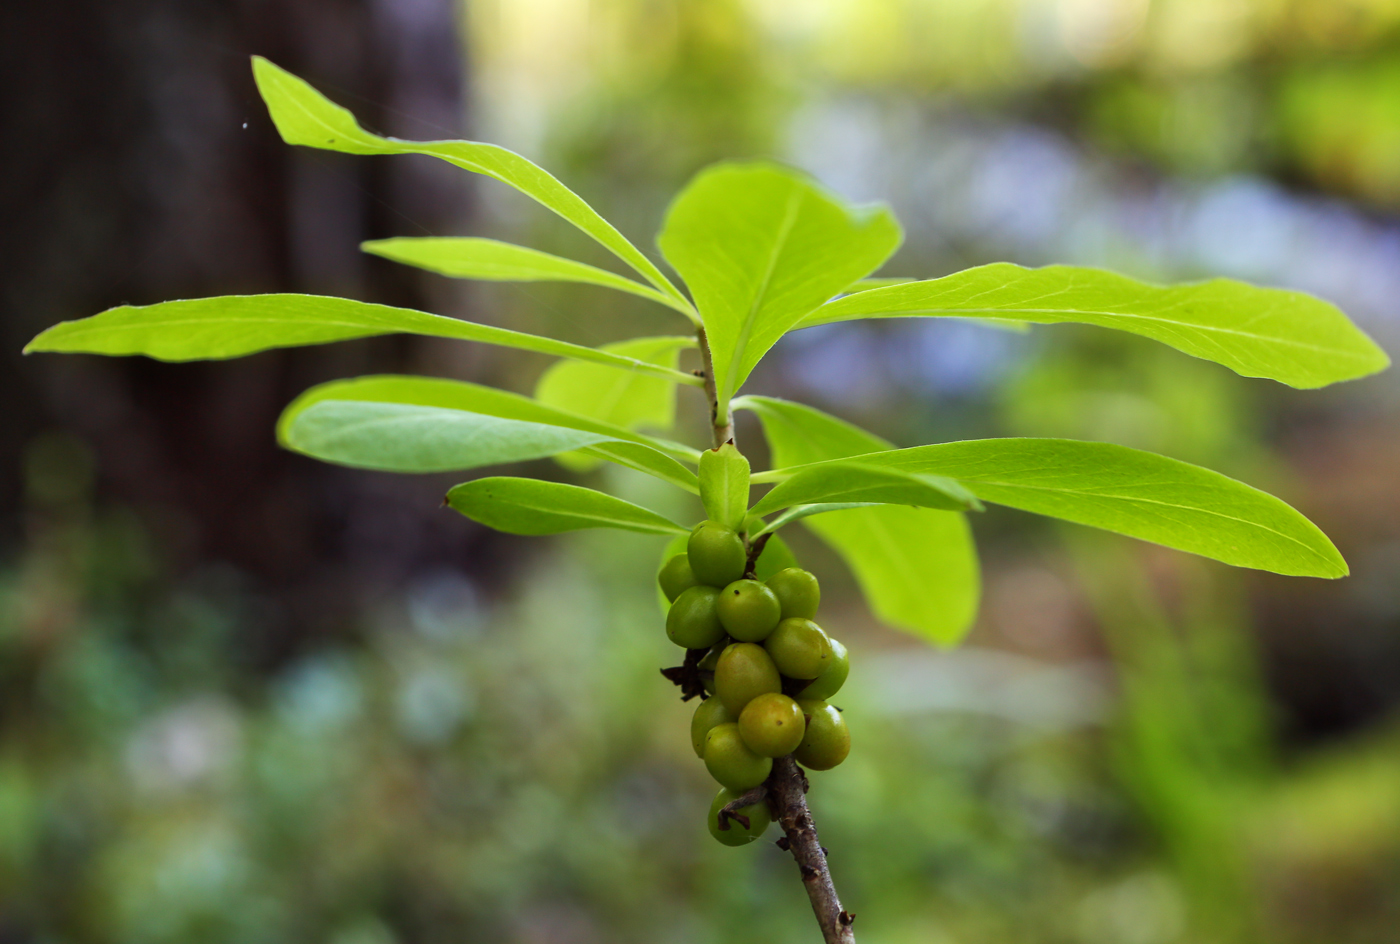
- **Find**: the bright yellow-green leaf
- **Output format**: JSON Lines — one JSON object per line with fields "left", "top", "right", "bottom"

{"left": 737, "top": 395, "right": 981, "bottom": 645}
{"left": 279, "top": 375, "right": 698, "bottom": 491}
{"left": 24, "top": 294, "right": 701, "bottom": 387}
{"left": 658, "top": 164, "right": 902, "bottom": 419}
{"left": 757, "top": 437, "right": 1347, "bottom": 578}
{"left": 535, "top": 337, "right": 693, "bottom": 433}
{"left": 804, "top": 263, "right": 1390, "bottom": 388}
{"left": 447, "top": 477, "right": 687, "bottom": 536}
{"left": 361, "top": 238, "right": 691, "bottom": 316}
{"left": 251, "top": 56, "right": 692, "bottom": 317}
{"left": 748, "top": 463, "right": 980, "bottom": 516}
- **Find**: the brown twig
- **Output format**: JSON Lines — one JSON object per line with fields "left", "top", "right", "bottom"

{"left": 716, "top": 784, "right": 769, "bottom": 831}
{"left": 743, "top": 531, "right": 773, "bottom": 577}
{"left": 768, "top": 757, "right": 856, "bottom": 943}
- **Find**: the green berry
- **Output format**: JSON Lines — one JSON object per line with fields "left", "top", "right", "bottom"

{"left": 794, "top": 700, "right": 850, "bottom": 771}
{"left": 764, "top": 618, "right": 833, "bottom": 680}
{"left": 658, "top": 554, "right": 700, "bottom": 602}
{"left": 766, "top": 567, "right": 820, "bottom": 620}
{"left": 666, "top": 586, "right": 725, "bottom": 649}
{"left": 703, "top": 722, "right": 772, "bottom": 791}
{"left": 716, "top": 579, "right": 782, "bottom": 642}
{"left": 737, "top": 692, "right": 805, "bottom": 757}
{"left": 799, "top": 638, "right": 848, "bottom": 701}
{"left": 707, "top": 787, "right": 771, "bottom": 846}
{"left": 714, "top": 643, "right": 782, "bottom": 716}
{"left": 690, "top": 697, "right": 736, "bottom": 757}
{"left": 687, "top": 521, "right": 746, "bottom": 587}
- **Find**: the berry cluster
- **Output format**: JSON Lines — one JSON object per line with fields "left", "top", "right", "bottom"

{"left": 659, "top": 520, "right": 851, "bottom": 847}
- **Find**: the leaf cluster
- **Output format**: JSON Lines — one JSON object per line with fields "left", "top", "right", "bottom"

{"left": 24, "top": 58, "right": 1390, "bottom": 645}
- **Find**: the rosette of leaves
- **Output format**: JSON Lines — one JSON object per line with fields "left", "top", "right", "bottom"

{"left": 26, "top": 57, "right": 1390, "bottom": 649}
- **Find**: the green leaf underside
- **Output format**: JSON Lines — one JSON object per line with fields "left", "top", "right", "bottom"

{"left": 361, "top": 238, "right": 690, "bottom": 315}
{"left": 286, "top": 401, "right": 618, "bottom": 473}
{"left": 762, "top": 438, "right": 1346, "bottom": 578}
{"left": 24, "top": 294, "right": 699, "bottom": 386}
{"left": 535, "top": 337, "right": 693, "bottom": 434}
{"left": 805, "top": 263, "right": 1389, "bottom": 389}
{"left": 751, "top": 503, "right": 880, "bottom": 536}
{"left": 278, "top": 375, "right": 698, "bottom": 490}
{"left": 737, "top": 395, "right": 982, "bottom": 645}
{"left": 252, "top": 57, "right": 689, "bottom": 313}
{"left": 658, "top": 163, "right": 902, "bottom": 414}
{"left": 807, "top": 507, "right": 981, "bottom": 647}
{"left": 748, "top": 463, "right": 980, "bottom": 516}
{"left": 446, "top": 477, "right": 686, "bottom": 536}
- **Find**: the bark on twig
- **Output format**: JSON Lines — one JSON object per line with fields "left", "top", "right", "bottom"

{"left": 768, "top": 757, "right": 856, "bottom": 944}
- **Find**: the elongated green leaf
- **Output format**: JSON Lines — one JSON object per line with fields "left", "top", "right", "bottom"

{"left": 446, "top": 477, "right": 687, "bottom": 536}
{"left": 749, "top": 463, "right": 980, "bottom": 516}
{"left": 806, "top": 506, "right": 981, "bottom": 646}
{"left": 252, "top": 57, "right": 691, "bottom": 314}
{"left": 847, "top": 277, "right": 915, "bottom": 292}
{"left": 804, "top": 263, "right": 1389, "bottom": 388}
{"left": 750, "top": 503, "right": 879, "bottom": 536}
{"left": 657, "top": 163, "right": 902, "bottom": 416}
{"left": 361, "top": 238, "right": 691, "bottom": 315}
{"left": 24, "top": 294, "right": 702, "bottom": 386}
{"left": 278, "top": 375, "right": 698, "bottom": 491}
{"left": 737, "top": 394, "right": 982, "bottom": 645}
{"left": 757, "top": 438, "right": 1346, "bottom": 578}
{"left": 535, "top": 337, "right": 693, "bottom": 433}
{"left": 286, "top": 401, "right": 613, "bottom": 473}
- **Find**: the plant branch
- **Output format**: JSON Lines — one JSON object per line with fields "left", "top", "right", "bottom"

{"left": 769, "top": 757, "right": 856, "bottom": 944}
{"left": 696, "top": 327, "right": 734, "bottom": 448}
{"left": 690, "top": 328, "right": 852, "bottom": 941}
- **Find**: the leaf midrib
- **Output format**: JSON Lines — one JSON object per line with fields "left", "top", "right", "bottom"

{"left": 721, "top": 185, "right": 805, "bottom": 403}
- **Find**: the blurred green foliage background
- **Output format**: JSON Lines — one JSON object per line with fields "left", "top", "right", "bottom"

{"left": 2, "top": 1, "right": 1400, "bottom": 942}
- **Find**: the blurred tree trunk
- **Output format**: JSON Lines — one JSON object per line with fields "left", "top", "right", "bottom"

{"left": 0, "top": 0, "right": 498, "bottom": 664}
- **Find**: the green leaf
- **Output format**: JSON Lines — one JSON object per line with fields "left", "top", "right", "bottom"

{"left": 446, "top": 477, "right": 687, "bottom": 536}
{"left": 24, "top": 294, "right": 702, "bottom": 386}
{"left": 758, "top": 438, "right": 1347, "bottom": 578}
{"left": 278, "top": 375, "right": 698, "bottom": 491}
{"left": 804, "top": 263, "right": 1390, "bottom": 388}
{"left": 805, "top": 506, "right": 981, "bottom": 646}
{"left": 750, "top": 503, "right": 880, "bottom": 536}
{"left": 846, "top": 277, "right": 914, "bottom": 292}
{"left": 749, "top": 463, "right": 980, "bottom": 516}
{"left": 737, "top": 394, "right": 981, "bottom": 645}
{"left": 535, "top": 337, "right": 693, "bottom": 433}
{"left": 251, "top": 57, "right": 691, "bottom": 315}
{"left": 657, "top": 163, "right": 902, "bottom": 417}
{"left": 361, "top": 238, "right": 693, "bottom": 316}
{"left": 698, "top": 443, "right": 750, "bottom": 530}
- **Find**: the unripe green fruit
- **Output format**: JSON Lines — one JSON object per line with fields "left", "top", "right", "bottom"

{"left": 666, "top": 586, "right": 725, "bottom": 649}
{"left": 708, "top": 787, "right": 771, "bottom": 846}
{"left": 764, "top": 618, "right": 833, "bottom": 679}
{"left": 714, "top": 643, "right": 782, "bottom": 715}
{"left": 658, "top": 554, "right": 700, "bottom": 602}
{"left": 799, "top": 637, "right": 849, "bottom": 701}
{"left": 794, "top": 700, "right": 850, "bottom": 771}
{"left": 703, "top": 722, "right": 772, "bottom": 791}
{"left": 738, "top": 692, "right": 805, "bottom": 757}
{"left": 766, "top": 567, "right": 820, "bottom": 620}
{"left": 716, "top": 579, "right": 782, "bottom": 642}
{"left": 690, "top": 697, "right": 736, "bottom": 757}
{"left": 687, "top": 521, "right": 746, "bottom": 587}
